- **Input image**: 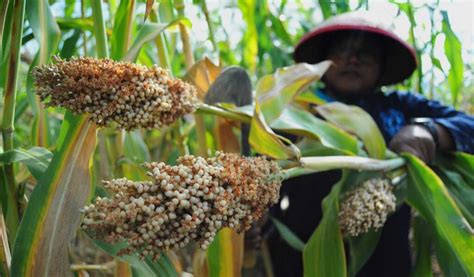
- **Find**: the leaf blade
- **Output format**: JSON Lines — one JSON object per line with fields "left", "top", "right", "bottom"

{"left": 11, "top": 113, "right": 98, "bottom": 276}
{"left": 405, "top": 154, "right": 474, "bottom": 276}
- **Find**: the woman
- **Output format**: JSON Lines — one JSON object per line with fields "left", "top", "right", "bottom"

{"left": 259, "top": 11, "right": 474, "bottom": 276}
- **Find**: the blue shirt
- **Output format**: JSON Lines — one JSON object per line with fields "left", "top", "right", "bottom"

{"left": 316, "top": 90, "right": 474, "bottom": 154}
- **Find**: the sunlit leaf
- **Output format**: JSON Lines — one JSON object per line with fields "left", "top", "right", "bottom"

{"left": 405, "top": 154, "right": 474, "bottom": 276}
{"left": 316, "top": 102, "right": 386, "bottom": 159}
{"left": 25, "top": 0, "right": 60, "bottom": 65}
{"left": 183, "top": 57, "right": 222, "bottom": 100}
{"left": 111, "top": 0, "right": 136, "bottom": 60}
{"left": 318, "top": 0, "right": 333, "bottom": 19}
{"left": 256, "top": 61, "right": 331, "bottom": 123}
{"left": 0, "top": 147, "right": 52, "bottom": 180}
{"left": 270, "top": 105, "right": 358, "bottom": 155}
{"left": 143, "top": 0, "right": 155, "bottom": 22}
{"left": 55, "top": 17, "right": 97, "bottom": 33}
{"left": 207, "top": 228, "right": 244, "bottom": 277}
{"left": 434, "top": 153, "right": 474, "bottom": 226}
{"left": 441, "top": 11, "right": 463, "bottom": 107}
{"left": 124, "top": 18, "right": 191, "bottom": 62}
{"left": 237, "top": 0, "right": 258, "bottom": 73}
{"left": 11, "top": 114, "right": 98, "bottom": 276}
{"left": 249, "top": 102, "right": 300, "bottom": 160}
{"left": 0, "top": 212, "right": 10, "bottom": 276}
{"left": 294, "top": 90, "right": 327, "bottom": 106}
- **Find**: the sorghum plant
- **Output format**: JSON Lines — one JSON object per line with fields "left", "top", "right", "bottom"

{"left": 33, "top": 57, "right": 199, "bottom": 130}
{"left": 338, "top": 178, "right": 396, "bottom": 236}
{"left": 82, "top": 152, "right": 282, "bottom": 259}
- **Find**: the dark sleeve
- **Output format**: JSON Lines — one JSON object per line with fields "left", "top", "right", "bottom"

{"left": 393, "top": 91, "right": 474, "bottom": 154}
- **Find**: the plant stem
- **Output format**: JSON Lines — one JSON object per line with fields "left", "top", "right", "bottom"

{"left": 172, "top": 121, "right": 188, "bottom": 156}
{"left": 91, "top": 0, "right": 109, "bottom": 58}
{"left": 150, "top": 11, "right": 171, "bottom": 70}
{"left": 197, "top": 103, "right": 251, "bottom": 124}
{"left": 81, "top": 0, "right": 88, "bottom": 56}
{"left": 174, "top": 0, "right": 194, "bottom": 69}
{"left": 0, "top": 0, "right": 10, "bottom": 61}
{"left": 200, "top": 0, "right": 218, "bottom": 52}
{"left": 280, "top": 167, "right": 317, "bottom": 180}
{"left": 299, "top": 156, "right": 406, "bottom": 173}
{"left": 174, "top": 0, "right": 208, "bottom": 157}
{"left": 1, "top": 0, "right": 25, "bottom": 245}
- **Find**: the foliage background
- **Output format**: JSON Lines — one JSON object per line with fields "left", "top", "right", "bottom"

{"left": 0, "top": 0, "right": 473, "bottom": 276}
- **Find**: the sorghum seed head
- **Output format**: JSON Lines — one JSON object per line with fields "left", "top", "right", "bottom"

{"left": 81, "top": 152, "right": 282, "bottom": 259}
{"left": 33, "top": 57, "right": 198, "bottom": 130}
{"left": 338, "top": 178, "right": 396, "bottom": 237}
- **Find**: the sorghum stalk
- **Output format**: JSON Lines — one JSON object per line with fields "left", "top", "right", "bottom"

{"left": 1, "top": 0, "right": 25, "bottom": 245}
{"left": 196, "top": 103, "right": 252, "bottom": 124}
{"left": 0, "top": 0, "right": 9, "bottom": 59}
{"left": 91, "top": 0, "right": 109, "bottom": 58}
{"left": 200, "top": 0, "right": 218, "bottom": 53}
{"left": 150, "top": 11, "right": 171, "bottom": 70}
{"left": 81, "top": 0, "right": 88, "bottom": 55}
{"left": 299, "top": 156, "right": 405, "bottom": 173}
{"left": 174, "top": 0, "right": 208, "bottom": 157}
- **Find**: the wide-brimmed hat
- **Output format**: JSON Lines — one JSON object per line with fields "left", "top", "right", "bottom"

{"left": 293, "top": 11, "right": 417, "bottom": 85}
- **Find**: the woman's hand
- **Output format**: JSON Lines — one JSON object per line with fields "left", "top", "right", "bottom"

{"left": 389, "top": 125, "right": 436, "bottom": 163}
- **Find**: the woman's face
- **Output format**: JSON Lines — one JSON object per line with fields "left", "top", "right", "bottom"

{"left": 323, "top": 33, "right": 383, "bottom": 97}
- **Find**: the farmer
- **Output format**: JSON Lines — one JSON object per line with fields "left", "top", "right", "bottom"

{"left": 247, "top": 11, "right": 474, "bottom": 276}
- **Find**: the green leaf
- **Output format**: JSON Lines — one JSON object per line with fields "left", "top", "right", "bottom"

{"left": 316, "top": 102, "right": 386, "bottom": 159}
{"left": 267, "top": 12, "right": 292, "bottom": 45}
{"left": 206, "top": 228, "right": 243, "bottom": 277}
{"left": 59, "top": 29, "right": 82, "bottom": 58}
{"left": 93, "top": 238, "right": 178, "bottom": 277}
{"left": 249, "top": 102, "right": 300, "bottom": 160}
{"left": 441, "top": 11, "right": 463, "bottom": 107}
{"left": 11, "top": 113, "right": 98, "bottom": 276}
{"left": 405, "top": 154, "right": 474, "bottom": 276}
{"left": 111, "top": 0, "right": 136, "bottom": 60}
{"left": 0, "top": 147, "right": 52, "bottom": 180}
{"left": 347, "top": 230, "right": 382, "bottom": 277}
{"left": 123, "top": 18, "right": 191, "bottom": 62}
{"left": 303, "top": 171, "right": 347, "bottom": 277}
{"left": 434, "top": 153, "right": 474, "bottom": 226}
{"left": 270, "top": 105, "right": 358, "bottom": 155}
{"left": 124, "top": 131, "right": 151, "bottom": 164}
{"left": 411, "top": 215, "right": 434, "bottom": 277}
{"left": 25, "top": 0, "right": 60, "bottom": 65}
{"left": 237, "top": 0, "right": 258, "bottom": 73}
{"left": 0, "top": 0, "right": 12, "bottom": 66}
{"left": 256, "top": 61, "right": 331, "bottom": 123}
{"left": 56, "top": 17, "right": 96, "bottom": 32}
{"left": 318, "top": 0, "right": 333, "bottom": 19}
{"left": 270, "top": 216, "right": 305, "bottom": 252}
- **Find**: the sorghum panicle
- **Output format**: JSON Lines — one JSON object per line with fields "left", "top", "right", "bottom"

{"left": 81, "top": 152, "right": 281, "bottom": 260}
{"left": 32, "top": 57, "right": 198, "bottom": 130}
{"left": 338, "top": 178, "right": 396, "bottom": 237}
